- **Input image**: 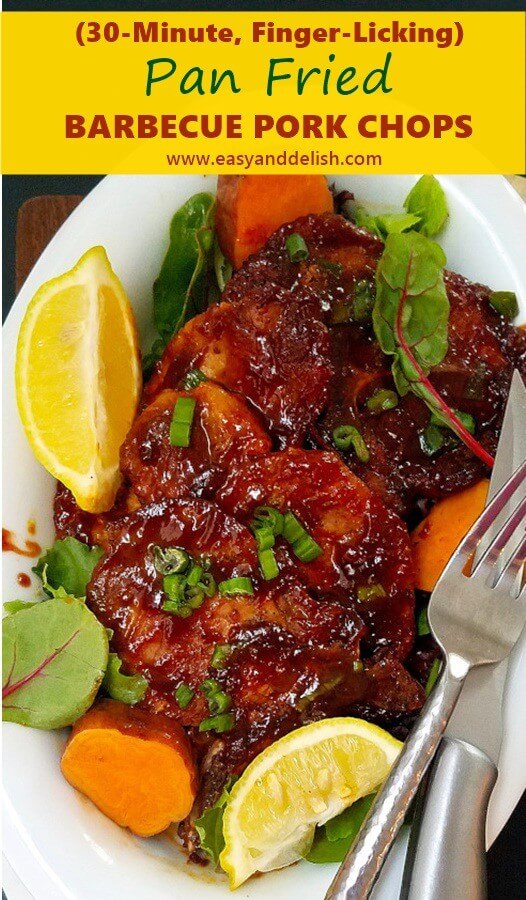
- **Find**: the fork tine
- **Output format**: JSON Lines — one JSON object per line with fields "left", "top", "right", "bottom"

{"left": 440, "top": 459, "right": 526, "bottom": 577}
{"left": 493, "top": 532, "right": 526, "bottom": 596}
{"left": 472, "top": 494, "right": 526, "bottom": 580}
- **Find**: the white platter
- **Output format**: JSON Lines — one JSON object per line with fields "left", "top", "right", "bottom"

{"left": 3, "top": 174, "right": 526, "bottom": 900}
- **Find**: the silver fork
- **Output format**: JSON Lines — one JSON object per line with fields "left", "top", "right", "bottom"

{"left": 325, "top": 459, "right": 526, "bottom": 900}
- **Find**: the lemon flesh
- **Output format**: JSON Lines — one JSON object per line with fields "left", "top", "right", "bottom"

{"left": 220, "top": 717, "right": 401, "bottom": 888}
{"left": 16, "top": 246, "right": 141, "bottom": 512}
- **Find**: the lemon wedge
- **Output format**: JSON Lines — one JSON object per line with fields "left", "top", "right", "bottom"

{"left": 16, "top": 246, "right": 141, "bottom": 513}
{"left": 220, "top": 717, "right": 401, "bottom": 888}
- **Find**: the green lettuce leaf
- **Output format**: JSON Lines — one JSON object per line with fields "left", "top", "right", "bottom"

{"left": 404, "top": 175, "right": 448, "bottom": 238}
{"left": 354, "top": 208, "right": 421, "bottom": 240}
{"left": 102, "top": 652, "right": 148, "bottom": 705}
{"left": 3, "top": 600, "right": 39, "bottom": 615}
{"left": 33, "top": 537, "right": 104, "bottom": 599}
{"left": 352, "top": 175, "right": 448, "bottom": 242}
{"left": 305, "top": 794, "right": 376, "bottom": 864}
{"left": 195, "top": 778, "right": 236, "bottom": 865}
{"left": 2, "top": 598, "right": 109, "bottom": 729}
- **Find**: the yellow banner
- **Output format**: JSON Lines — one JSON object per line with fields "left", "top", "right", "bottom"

{"left": 2, "top": 11, "right": 525, "bottom": 174}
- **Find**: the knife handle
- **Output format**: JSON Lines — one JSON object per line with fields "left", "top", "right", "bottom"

{"left": 401, "top": 737, "right": 498, "bottom": 900}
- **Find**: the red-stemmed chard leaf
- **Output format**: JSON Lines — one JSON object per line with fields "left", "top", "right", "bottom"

{"left": 373, "top": 231, "right": 494, "bottom": 468}
{"left": 2, "top": 597, "right": 108, "bottom": 729}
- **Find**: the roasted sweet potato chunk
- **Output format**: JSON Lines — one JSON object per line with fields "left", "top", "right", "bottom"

{"left": 61, "top": 699, "right": 197, "bottom": 836}
{"left": 411, "top": 479, "right": 489, "bottom": 591}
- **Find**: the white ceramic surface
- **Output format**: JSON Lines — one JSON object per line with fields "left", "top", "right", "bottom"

{"left": 3, "top": 175, "right": 526, "bottom": 900}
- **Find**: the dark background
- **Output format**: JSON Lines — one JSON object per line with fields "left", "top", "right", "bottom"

{"left": 3, "top": 1, "right": 526, "bottom": 9}
{"left": 3, "top": 172, "right": 526, "bottom": 899}
{"left": 2, "top": 0, "right": 526, "bottom": 894}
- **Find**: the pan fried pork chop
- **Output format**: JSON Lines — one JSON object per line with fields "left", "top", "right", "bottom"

{"left": 120, "top": 383, "right": 271, "bottom": 504}
{"left": 217, "top": 449, "right": 416, "bottom": 659}
{"left": 224, "top": 210, "right": 381, "bottom": 323}
{"left": 144, "top": 286, "right": 333, "bottom": 447}
{"left": 87, "top": 499, "right": 365, "bottom": 726}
{"left": 87, "top": 494, "right": 423, "bottom": 800}
{"left": 224, "top": 213, "right": 526, "bottom": 513}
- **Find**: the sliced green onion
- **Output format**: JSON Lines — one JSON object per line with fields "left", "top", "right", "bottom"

{"left": 199, "top": 712, "right": 234, "bottom": 733}
{"left": 286, "top": 232, "right": 309, "bottom": 262}
{"left": 259, "top": 548, "right": 279, "bottom": 580}
{"left": 425, "top": 658, "right": 441, "bottom": 696}
{"left": 151, "top": 545, "right": 189, "bottom": 575}
{"left": 182, "top": 368, "right": 207, "bottom": 390}
{"left": 417, "top": 607, "right": 431, "bottom": 637}
{"left": 185, "top": 586, "right": 205, "bottom": 609}
{"left": 366, "top": 389, "right": 398, "bottom": 414}
{"left": 200, "top": 678, "right": 232, "bottom": 714}
{"left": 332, "top": 425, "right": 370, "bottom": 462}
{"left": 352, "top": 279, "right": 375, "bottom": 322}
{"left": 282, "top": 512, "right": 322, "bottom": 562}
{"left": 353, "top": 660, "right": 364, "bottom": 673}
{"left": 252, "top": 525, "right": 275, "bottom": 551}
{"left": 162, "top": 574, "right": 205, "bottom": 617}
{"left": 218, "top": 577, "right": 254, "bottom": 596}
{"left": 488, "top": 290, "right": 519, "bottom": 320}
{"left": 162, "top": 598, "right": 194, "bottom": 617}
{"left": 252, "top": 506, "right": 284, "bottom": 536}
{"left": 211, "top": 644, "right": 232, "bottom": 669}
{"left": 186, "top": 564, "right": 204, "bottom": 587}
{"left": 200, "top": 572, "right": 217, "bottom": 597}
{"left": 163, "top": 573, "right": 186, "bottom": 601}
{"left": 430, "top": 409, "right": 475, "bottom": 435}
{"left": 200, "top": 677, "right": 220, "bottom": 696}
{"left": 282, "top": 511, "right": 304, "bottom": 545}
{"left": 292, "top": 534, "right": 322, "bottom": 563}
{"left": 174, "top": 683, "right": 194, "bottom": 709}
{"left": 357, "top": 584, "right": 386, "bottom": 602}
{"left": 169, "top": 396, "right": 196, "bottom": 447}
{"left": 420, "top": 424, "right": 444, "bottom": 456}
{"left": 317, "top": 258, "right": 343, "bottom": 276}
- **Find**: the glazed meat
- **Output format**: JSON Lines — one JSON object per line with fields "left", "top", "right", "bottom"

{"left": 120, "top": 383, "right": 271, "bottom": 504}
{"left": 224, "top": 211, "right": 381, "bottom": 323}
{"left": 86, "top": 499, "right": 366, "bottom": 717}
{"left": 223, "top": 212, "right": 526, "bottom": 513}
{"left": 53, "top": 482, "right": 139, "bottom": 548}
{"left": 217, "top": 449, "right": 416, "bottom": 659}
{"left": 87, "top": 498, "right": 258, "bottom": 725}
{"left": 86, "top": 491, "right": 423, "bottom": 791}
{"left": 144, "top": 288, "right": 333, "bottom": 447}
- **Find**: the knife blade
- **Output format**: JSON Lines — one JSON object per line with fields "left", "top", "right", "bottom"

{"left": 445, "top": 369, "right": 526, "bottom": 764}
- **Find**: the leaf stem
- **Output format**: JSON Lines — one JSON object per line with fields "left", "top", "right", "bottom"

{"left": 2, "top": 630, "right": 80, "bottom": 699}
{"left": 394, "top": 254, "right": 494, "bottom": 469}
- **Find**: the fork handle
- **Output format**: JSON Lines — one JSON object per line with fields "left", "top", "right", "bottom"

{"left": 401, "top": 737, "right": 497, "bottom": 900}
{"left": 325, "top": 658, "right": 467, "bottom": 900}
